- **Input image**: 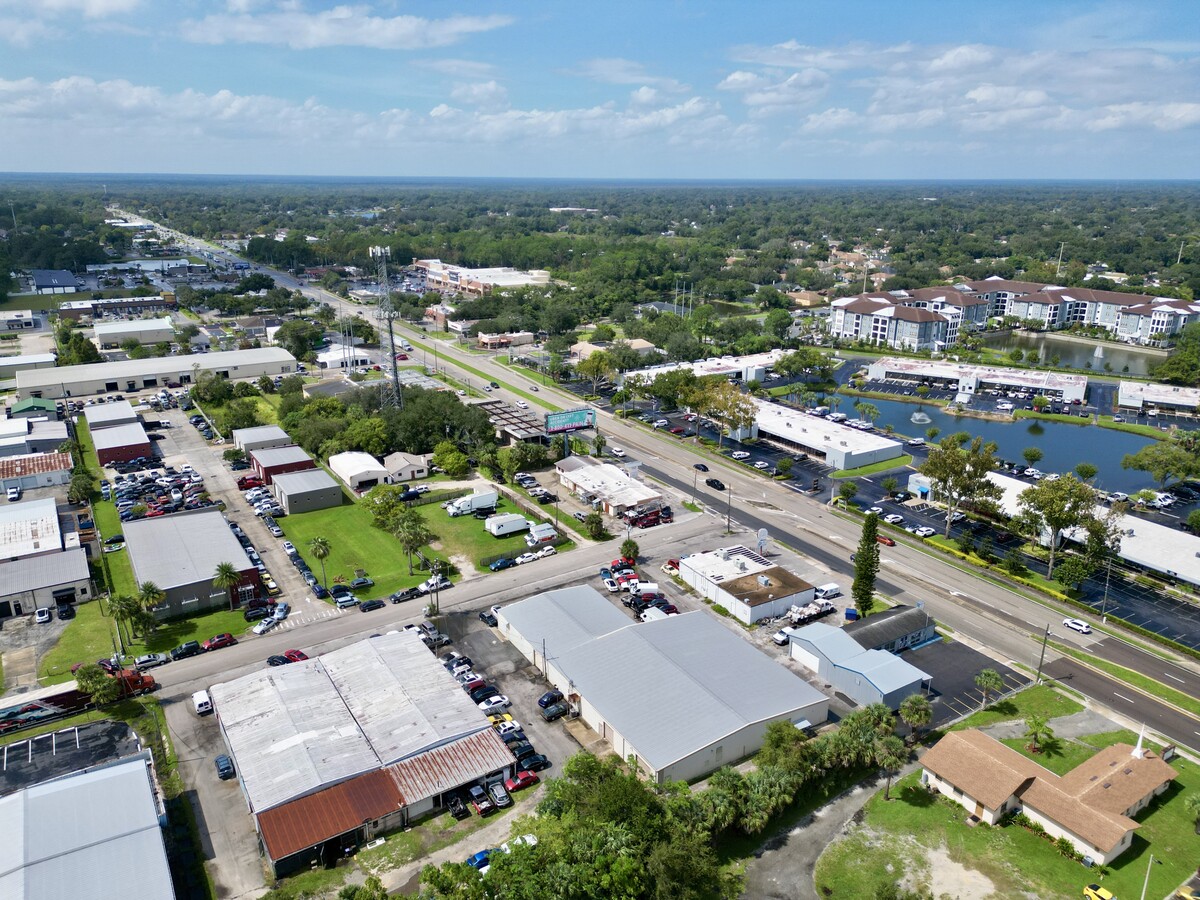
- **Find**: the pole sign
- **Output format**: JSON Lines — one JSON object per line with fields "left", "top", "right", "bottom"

{"left": 545, "top": 407, "right": 596, "bottom": 434}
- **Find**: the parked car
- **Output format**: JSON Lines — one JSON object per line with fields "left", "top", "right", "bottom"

{"left": 487, "top": 782, "right": 512, "bottom": 808}
{"left": 467, "top": 784, "right": 494, "bottom": 816}
{"left": 170, "top": 641, "right": 203, "bottom": 661}
{"left": 391, "top": 587, "right": 423, "bottom": 603}
{"left": 538, "top": 689, "right": 564, "bottom": 708}
{"left": 359, "top": 599, "right": 386, "bottom": 613}
{"left": 478, "top": 609, "right": 498, "bottom": 627}
{"left": 882, "top": 514, "right": 905, "bottom": 525}
{"left": 540, "top": 701, "right": 570, "bottom": 722}
{"left": 447, "top": 794, "right": 470, "bottom": 820}
{"left": 477, "top": 696, "right": 511, "bottom": 714}
{"left": 202, "top": 633, "right": 236, "bottom": 651}
{"left": 490, "top": 557, "right": 516, "bottom": 572}
{"left": 504, "top": 770, "right": 539, "bottom": 792}
{"left": 214, "top": 754, "right": 235, "bottom": 780}
{"left": 514, "top": 552, "right": 538, "bottom": 565}
{"left": 244, "top": 606, "right": 272, "bottom": 622}
{"left": 522, "top": 754, "right": 552, "bottom": 772}
{"left": 252, "top": 618, "right": 278, "bottom": 636}
{"left": 267, "top": 655, "right": 291, "bottom": 667}
{"left": 284, "top": 649, "right": 309, "bottom": 662}
{"left": 135, "top": 652, "right": 170, "bottom": 670}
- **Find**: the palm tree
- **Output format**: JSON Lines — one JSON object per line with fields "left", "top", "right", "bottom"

{"left": 899, "top": 694, "right": 933, "bottom": 743}
{"left": 109, "top": 594, "right": 141, "bottom": 643}
{"left": 308, "top": 536, "right": 331, "bottom": 588}
{"left": 975, "top": 668, "right": 1004, "bottom": 709}
{"left": 138, "top": 581, "right": 165, "bottom": 612}
{"left": 876, "top": 735, "right": 908, "bottom": 801}
{"left": 1184, "top": 793, "right": 1200, "bottom": 834}
{"left": 212, "top": 561, "right": 242, "bottom": 611}
{"left": 393, "top": 507, "right": 436, "bottom": 575}
{"left": 1024, "top": 714, "right": 1053, "bottom": 753}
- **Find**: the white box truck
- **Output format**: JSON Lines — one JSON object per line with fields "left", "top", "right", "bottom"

{"left": 485, "top": 513, "right": 530, "bottom": 538}
{"left": 447, "top": 489, "right": 499, "bottom": 517}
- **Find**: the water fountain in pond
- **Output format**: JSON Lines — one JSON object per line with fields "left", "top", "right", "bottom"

{"left": 911, "top": 410, "right": 932, "bottom": 425}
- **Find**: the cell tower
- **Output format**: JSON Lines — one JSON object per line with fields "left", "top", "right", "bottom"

{"left": 370, "top": 245, "right": 404, "bottom": 410}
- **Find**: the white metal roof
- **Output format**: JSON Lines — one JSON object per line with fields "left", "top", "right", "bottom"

{"left": 622, "top": 349, "right": 785, "bottom": 383}
{"left": 498, "top": 585, "right": 632, "bottom": 656}
{"left": 328, "top": 451, "right": 387, "bottom": 480}
{"left": 1117, "top": 380, "right": 1200, "bottom": 410}
{"left": 791, "top": 622, "right": 928, "bottom": 693}
{"left": 251, "top": 445, "right": 313, "bottom": 467}
{"left": 552, "top": 456, "right": 660, "bottom": 508}
{"left": 125, "top": 509, "right": 253, "bottom": 591}
{"left": 94, "top": 317, "right": 174, "bottom": 337}
{"left": 272, "top": 469, "right": 340, "bottom": 495}
{"left": 753, "top": 398, "right": 903, "bottom": 456}
{"left": 16, "top": 347, "right": 296, "bottom": 392}
{"left": 320, "top": 631, "right": 490, "bottom": 766}
{"left": 0, "top": 497, "right": 62, "bottom": 559}
{"left": 233, "top": 424, "right": 290, "bottom": 444}
{"left": 90, "top": 421, "right": 149, "bottom": 451}
{"left": 0, "top": 758, "right": 175, "bottom": 900}
{"left": 555, "top": 609, "right": 826, "bottom": 772}
{"left": 0, "top": 547, "right": 89, "bottom": 594}
{"left": 83, "top": 399, "right": 137, "bottom": 428}
{"left": 867, "top": 356, "right": 1088, "bottom": 392}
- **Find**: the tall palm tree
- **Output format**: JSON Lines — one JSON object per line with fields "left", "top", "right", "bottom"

{"left": 308, "top": 536, "right": 331, "bottom": 588}
{"left": 138, "top": 581, "right": 165, "bottom": 612}
{"left": 212, "top": 562, "right": 241, "bottom": 611}
{"left": 974, "top": 668, "right": 1004, "bottom": 709}
{"left": 876, "top": 735, "right": 908, "bottom": 801}
{"left": 899, "top": 694, "right": 933, "bottom": 743}
{"left": 109, "top": 594, "right": 141, "bottom": 643}
{"left": 393, "top": 507, "right": 436, "bottom": 575}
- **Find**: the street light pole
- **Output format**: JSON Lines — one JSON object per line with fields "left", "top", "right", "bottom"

{"left": 1100, "top": 555, "right": 1112, "bottom": 622}
{"left": 726, "top": 484, "right": 733, "bottom": 533}
{"left": 691, "top": 467, "right": 698, "bottom": 505}
{"left": 1139, "top": 853, "right": 1160, "bottom": 900}
{"left": 1035, "top": 623, "right": 1053, "bottom": 684}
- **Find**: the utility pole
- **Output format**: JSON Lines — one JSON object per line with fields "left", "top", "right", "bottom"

{"left": 1054, "top": 242, "right": 1066, "bottom": 279}
{"left": 1035, "top": 623, "right": 1054, "bottom": 683}
{"left": 725, "top": 484, "right": 733, "bottom": 533}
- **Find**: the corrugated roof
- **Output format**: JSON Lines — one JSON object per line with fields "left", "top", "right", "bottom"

{"left": 0, "top": 452, "right": 71, "bottom": 478}
{"left": 17, "top": 347, "right": 296, "bottom": 392}
{"left": 0, "top": 547, "right": 89, "bottom": 594}
{"left": 30, "top": 269, "right": 75, "bottom": 289}
{"left": 844, "top": 605, "right": 934, "bottom": 649}
{"left": 232, "top": 425, "right": 290, "bottom": 443}
{"left": 9, "top": 397, "right": 57, "bottom": 413}
{"left": 125, "top": 509, "right": 254, "bottom": 592}
{"left": 0, "top": 757, "right": 175, "bottom": 900}
{"left": 0, "top": 497, "right": 62, "bottom": 559}
{"left": 272, "top": 469, "right": 340, "bottom": 495}
{"left": 94, "top": 317, "right": 174, "bottom": 336}
{"left": 498, "top": 585, "right": 631, "bottom": 656}
{"left": 791, "top": 622, "right": 870, "bottom": 662}
{"left": 385, "top": 728, "right": 515, "bottom": 805}
{"left": 91, "top": 422, "right": 149, "bottom": 451}
{"left": 83, "top": 400, "right": 137, "bottom": 428}
{"left": 251, "top": 445, "right": 314, "bottom": 468}
{"left": 321, "top": 632, "right": 490, "bottom": 766}
{"left": 328, "top": 451, "right": 387, "bottom": 480}
{"left": 257, "top": 769, "right": 402, "bottom": 862}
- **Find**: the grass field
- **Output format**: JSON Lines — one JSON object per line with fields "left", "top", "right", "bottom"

{"left": 944, "top": 684, "right": 1083, "bottom": 733}
{"left": 433, "top": 502, "right": 552, "bottom": 572}
{"left": 831, "top": 454, "right": 914, "bottom": 478}
{"left": 816, "top": 719, "right": 1200, "bottom": 900}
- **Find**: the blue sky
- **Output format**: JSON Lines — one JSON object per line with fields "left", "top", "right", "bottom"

{"left": 1, "top": 0, "right": 1197, "bottom": 178}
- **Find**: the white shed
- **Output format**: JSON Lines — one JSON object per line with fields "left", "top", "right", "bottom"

{"left": 327, "top": 452, "right": 388, "bottom": 494}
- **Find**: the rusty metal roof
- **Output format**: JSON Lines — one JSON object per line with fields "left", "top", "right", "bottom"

{"left": 0, "top": 452, "right": 71, "bottom": 479}
{"left": 384, "top": 729, "right": 515, "bottom": 805}
{"left": 257, "top": 769, "right": 403, "bottom": 862}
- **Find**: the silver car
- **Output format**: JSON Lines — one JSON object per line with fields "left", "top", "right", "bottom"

{"left": 135, "top": 652, "right": 170, "bottom": 670}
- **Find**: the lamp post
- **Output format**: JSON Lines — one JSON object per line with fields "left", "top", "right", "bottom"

{"left": 1035, "top": 623, "right": 1054, "bottom": 684}
{"left": 725, "top": 484, "right": 733, "bottom": 533}
{"left": 1100, "top": 554, "right": 1113, "bottom": 623}
{"left": 691, "top": 467, "right": 699, "bottom": 505}
{"left": 1139, "top": 853, "right": 1160, "bottom": 900}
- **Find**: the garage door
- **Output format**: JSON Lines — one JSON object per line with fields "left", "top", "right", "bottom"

{"left": 792, "top": 646, "right": 821, "bottom": 673}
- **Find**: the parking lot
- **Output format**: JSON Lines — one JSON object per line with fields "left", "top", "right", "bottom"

{"left": 905, "top": 641, "right": 1028, "bottom": 726}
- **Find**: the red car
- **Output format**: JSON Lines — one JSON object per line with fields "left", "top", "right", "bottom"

{"left": 202, "top": 633, "right": 237, "bottom": 651}
{"left": 237, "top": 477, "right": 263, "bottom": 489}
{"left": 283, "top": 649, "right": 309, "bottom": 662}
{"left": 670, "top": 426, "right": 685, "bottom": 435}
{"left": 504, "top": 770, "right": 540, "bottom": 792}
{"left": 395, "top": 353, "right": 409, "bottom": 360}
{"left": 876, "top": 535, "right": 896, "bottom": 546}
{"left": 610, "top": 556, "right": 636, "bottom": 570}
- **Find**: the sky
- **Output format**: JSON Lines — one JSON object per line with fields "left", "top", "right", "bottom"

{"left": 0, "top": 0, "right": 1197, "bottom": 179}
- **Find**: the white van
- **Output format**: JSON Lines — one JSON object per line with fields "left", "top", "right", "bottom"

{"left": 631, "top": 582, "right": 659, "bottom": 597}
{"left": 814, "top": 583, "right": 842, "bottom": 601}
{"left": 639, "top": 606, "right": 669, "bottom": 623}
{"left": 192, "top": 690, "right": 213, "bottom": 716}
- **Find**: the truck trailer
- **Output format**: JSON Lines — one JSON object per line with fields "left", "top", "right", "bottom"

{"left": 484, "top": 513, "right": 530, "bottom": 538}
{"left": 447, "top": 489, "right": 499, "bottom": 517}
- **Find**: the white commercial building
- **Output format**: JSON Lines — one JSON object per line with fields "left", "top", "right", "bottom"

{"left": 0, "top": 497, "right": 65, "bottom": 561}
{"left": 1116, "top": 381, "right": 1200, "bottom": 415}
{"left": 553, "top": 455, "right": 661, "bottom": 515}
{"left": 315, "top": 343, "right": 371, "bottom": 370}
{"left": 496, "top": 586, "right": 828, "bottom": 783}
{"left": 865, "top": 357, "right": 1089, "bottom": 404}
{"left": 232, "top": 424, "right": 293, "bottom": 454}
{"left": 16, "top": 347, "right": 297, "bottom": 399}
{"left": 751, "top": 398, "right": 904, "bottom": 470}
{"left": 620, "top": 349, "right": 786, "bottom": 387}
{"left": 271, "top": 469, "right": 343, "bottom": 515}
{"left": 679, "top": 545, "right": 818, "bottom": 624}
{"left": 94, "top": 317, "right": 175, "bottom": 348}
{"left": 414, "top": 259, "right": 551, "bottom": 297}
{"left": 327, "top": 451, "right": 388, "bottom": 493}
{"left": 0, "top": 353, "right": 56, "bottom": 380}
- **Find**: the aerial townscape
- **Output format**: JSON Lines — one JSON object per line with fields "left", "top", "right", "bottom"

{"left": 3, "top": 2, "right": 1200, "bottom": 899}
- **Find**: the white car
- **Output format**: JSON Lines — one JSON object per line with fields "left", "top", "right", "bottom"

{"left": 516, "top": 401, "right": 529, "bottom": 409}
{"left": 883, "top": 514, "right": 905, "bottom": 525}
{"left": 1062, "top": 618, "right": 1092, "bottom": 635}
{"left": 602, "top": 577, "right": 619, "bottom": 593}
{"left": 538, "top": 546, "right": 557, "bottom": 558}
{"left": 867, "top": 506, "right": 884, "bottom": 516}
{"left": 772, "top": 627, "right": 795, "bottom": 646}
{"left": 610, "top": 447, "right": 626, "bottom": 458}
{"left": 906, "top": 438, "right": 925, "bottom": 447}
{"left": 514, "top": 552, "right": 539, "bottom": 565}
{"left": 282, "top": 541, "right": 297, "bottom": 556}
{"left": 753, "top": 461, "right": 770, "bottom": 470}
{"left": 477, "top": 696, "right": 511, "bottom": 714}
{"left": 914, "top": 526, "right": 936, "bottom": 538}
{"left": 653, "top": 419, "right": 669, "bottom": 428}
{"left": 252, "top": 618, "right": 277, "bottom": 636}
{"left": 1107, "top": 492, "right": 1129, "bottom": 503}
{"left": 494, "top": 720, "right": 523, "bottom": 736}
{"left": 730, "top": 451, "right": 751, "bottom": 460}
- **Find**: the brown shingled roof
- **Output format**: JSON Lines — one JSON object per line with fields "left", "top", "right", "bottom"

{"left": 921, "top": 729, "right": 1044, "bottom": 809}
{"left": 257, "top": 769, "right": 403, "bottom": 862}
{"left": 1059, "top": 743, "right": 1177, "bottom": 817}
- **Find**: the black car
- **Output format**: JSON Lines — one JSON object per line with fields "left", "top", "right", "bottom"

{"left": 523, "top": 753, "right": 552, "bottom": 772}
{"left": 214, "top": 754, "right": 235, "bottom": 780}
{"left": 537, "top": 689, "right": 564, "bottom": 709}
{"left": 267, "top": 655, "right": 291, "bottom": 667}
{"left": 170, "top": 640, "right": 203, "bottom": 660}
{"left": 147, "top": 433, "right": 165, "bottom": 441}
{"left": 55, "top": 604, "right": 75, "bottom": 620}
{"left": 541, "top": 701, "right": 570, "bottom": 722}
{"left": 469, "top": 685, "right": 500, "bottom": 703}
{"left": 447, "top": 794, "right": 470, "bottom": 820}
{"left": 359, "top": 599, "right": 386, "bottom": 613}
{"left": 501, "top": 730, "right": 528, "bottom": 747}
{"left": 478, "top": 610, "right": 498, "bottom": 627}
{"left": 693, "top": 463, "right": 709, "bottom": 472}
{"left": 391, "top": 587, "right": 423, "bottom": 603}
{"left": 507, "top": 740, "right": 535, "bottom": 760}
{"left": 704, "top": 478, "right": 726, "bottom": 491}
{"left": 244, "top": 606, "right": 272, "bottom": 622}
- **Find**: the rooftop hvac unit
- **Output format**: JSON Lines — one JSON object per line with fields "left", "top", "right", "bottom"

{"left": 756, "top": 574, "right": 771, "bottom": 586}
{"left": 737, "top": 560, "right": 748, "bottom": 571}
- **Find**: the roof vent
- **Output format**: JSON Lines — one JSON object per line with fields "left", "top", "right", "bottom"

{"left": 757, "top": 575, "right": 771, "bottom": 587}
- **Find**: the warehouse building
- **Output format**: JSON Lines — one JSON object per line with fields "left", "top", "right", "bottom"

{"left": 94, "top": 317, "right": 175, "bottom": 349}
{"left": 0, "top": 497, "right": 65, "bottom": 561}
{"left": 271, "top": 469, "right": 343, "bottom": 515}
{"left": 679, "top": 545, "right": 818, "bottom": 624}
{"left": 16, "top": 347, "right": 297, "bottom": 399}
{"left": 125, "top": 510, "right": 260, "bottom": 617}
{"left": 0, "top": 756, "right": 175, "bottom": 899}
{"left": 0, "top": 353, "right": 57, "bottom": 380}
{"left": 92, "top": 421, "right": 151, "bottom": 465}
{"left": 864, "top": 357, "right": 1088, "bottom": 404}
{"left": 233, "top": 424, "right": 293, "bottom": 454}
{"left": 496, "top": 586, "right": 828, "bottom": 783}
{"left": 84, "top": 399, "right": 140, "bottom": 430}
{"left": 553, "top": 455, "right": 662, "bottom": 515}
{"left": 0, "top": 547, "right": 92, "bottom": 619}
{"left": 844, "top": 604, "right": 938, "bottom": 653}
{"left": 2, "top": 309, "right": 39, "bottom": 331}
{"left": 618, "top": 349, "right": 785, "bottom": 387}
{"left": 250, "top": 445, "right": 317, "bottom": 484}
{"left": 57, "top": 293, "right": 178, "bottom": 322}
{"left": 30, "top": 269, "right": 77, "bottom": 294}
{"left": 0, "top": 452, "right": 73, "bottom": 492}
{"left": 789, "top": 622, "right": 931, "bottom": 711}
{"left": 211, "top": 631, "right": 513, "bottom": 876}
{"left": 328, "top": 451, "right": 388, "bottom": 494}
{"left": 1116, "top": 381, "right": 1200, "bottom": 415}
{"left": 748, "top": 398, "right": 905, "bottom": 471}
{"left": 8, "top": 397, "right": 59, "bottom": 420}
{"left": 0, "top": 418, "right": 69, "bottom": 458}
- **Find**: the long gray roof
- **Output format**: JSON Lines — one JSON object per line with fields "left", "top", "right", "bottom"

{"left": 0, "top": 547, "right": 89, "bottom": 595}
{"left": 16, "top": 347, "right": 296, "bottom": 391}
{"left": 0, "top": 757, "right": 175, "bottom": 900}
{"left": 83, "top": 399, "right": 137, "bottom": 428}
{"left": 251, "top": 445, "right": 313, "bottom": 467}
{"left": 272, "top": 469, "right": 340, "bottom": 495}
{"left": 539, "top": 602, "right": 826, "bottom": 773}
{"left": 843, "top": 605, "right": 934, "bottom": 649}
{"left": 91, "top": 422, "right": 148, "bottom": 451}
{"left": 498, "top": 585, "right": 630, "bottom": 656}
{"left": 232, "top": 424, "right": 289, "bottom": 444}
{"left": 125, "top": 509, "right": 253, "bottom": 590}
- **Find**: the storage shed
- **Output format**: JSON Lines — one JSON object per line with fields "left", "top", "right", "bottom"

{"left": 272, "top": 469, "right": 343, "bottom": 515}
{"left": 250, "top": 445, "right": 316, "bottom": 485}
{"left": 328, "top": 452, "right": 387, "bottom": 494}
{"left": 233, "top": 425, "right": 293, "bottom": 454}
{"left": 92, "top": 422, "right": 151, "bottom": 465}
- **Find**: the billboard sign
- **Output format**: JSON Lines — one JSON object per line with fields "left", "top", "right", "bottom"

{"left": 545, "top": 407, "right": 596, "bottom": 434}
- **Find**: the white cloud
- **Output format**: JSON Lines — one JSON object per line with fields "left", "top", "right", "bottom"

{"left": 799, "top": 107, "right": 860, "bottom": 133}
{"left": 449, "top": 80, "right": 508, "bottom": 108}
{"left": 0, "top": 0, "right": 141, "bottom": 16}
{"left": 1086, "top": 101, "right": 1200, "bottom": 131}
{"left": 717, "top": 71, "right": 763, "bottom": 92}
{"left": 629, "top": 86, "right": 659, "bottom": 106}
{"left": 575, "top": 58, "right": 688, "bottom": 92}
{"left": 0, "top": 15, "right": 48, "bottom": 45}
{"left": 183, "top": 5, "right": 513, "bottom": 50}
{"left": 418, "top": 58, "right": 497, "bottom": 79}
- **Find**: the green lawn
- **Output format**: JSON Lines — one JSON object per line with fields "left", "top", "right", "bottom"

{"left": 816, "top": 747, "right": 1200, "bottom": 900}
{"left": 946, "top": 684, "right": 1083, "bottom": 733}
{"left": 831, "top": 455, "right": 914, "bottom": 478}
{"left": 38, "top": 600, "right": 120, "bottom": 683}
{"left": 278, "top": 500, "right": 432, "bottom": 597}
{"left": 433, "top": 504, "right": 549, "bottom": 572}
{"left": 1097, "top": 416, "right": 1169, "bottom": 439}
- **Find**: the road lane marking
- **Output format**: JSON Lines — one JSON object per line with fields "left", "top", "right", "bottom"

{"left": 1112, "top": 692, "right": 1136, "bottom": 704}
{"left": 1165, "top": 672, "right": 1186, "bottom": 683}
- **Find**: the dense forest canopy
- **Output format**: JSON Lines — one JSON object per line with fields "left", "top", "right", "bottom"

{"left": 3, "top": 177, "right": 1199, "bottom": 308}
